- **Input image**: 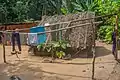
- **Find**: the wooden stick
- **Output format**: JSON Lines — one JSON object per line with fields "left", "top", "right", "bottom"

{"left": 2, "top": 32, "right": 6, "bottom": 63}
{"left": 0, "top": 21, "right": 102, "bottom": 35}
{"left": 84, "top": 25, "right": 88, "bottom": 49}
{"left": 115, "top": 15, "right": 119, "bottom": 59}
{"left": 43, "top": 33, "right": 51, "bottom": 51}
{"left": 3, "top": 21, "right": 102, "bottom": 34}
{"left": 64, "top": 21, "right": 72, "bottom": 40}
{"left": 92, "top": 49, "right": 95, "bottom": 80}
{"left": 3, "top": 43, "right": 6, "bottom": 63}
{"left": 37, "top": 21, "right": 102, "bottom": 34}
{"left": 91, "top": 21, "right": 96, "bottom": 80}
{"left": 72, "top": 13, "right": 116, "bottom": 23}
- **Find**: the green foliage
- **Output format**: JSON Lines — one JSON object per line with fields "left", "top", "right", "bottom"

{"left": 0, "top": 0, "right": 63, "bottom": 23}
{"left": 72, "top": 0, "right": 97, "bottom": 12}
{"left": 61, "top": 0, "right": 74, "bottom": 14}
{"left": 37, "top": 40, "right": 71, "bottom": 59}
{"left": 37, "top": 43, "right": 53, "bottom": 53}
{"left": 96, "top": 0, "right": 120, "bottom": 25}
{"left": 98, "top": 24, "right": 120, "bottom": 44}
{"left": 61, "top": 0, "right": 120, "bottom": 25}
{"left": 61, "top": 8, "right": 68, "bottom": 15}
{"left": 56, "top": 51, "right": 65, "bottom": 59}
{"left": 0, "top": 0, "right": 119, "bottom": 24}
{"left": 98, "top": 26, "right": 107, "bottom": 40}
{"left": 96, "top": 0, "right": 120, "bottom": 15}
{"left": 52, "top": 40, "right": 71, "bottom": 50}
{"left": 104, "top": 27, "right": 113, "bottom": 43}
{"left": 98, "top": 25, "right": 113, "bottom": 43}
{"left": 61, "top": 0, "right": 97, "bottom": 14}
{"left": 12, "top": 1, "right": 29, "bottom": 22}
{"left": 37, "top": 43, "right": 45, "bottom": 51}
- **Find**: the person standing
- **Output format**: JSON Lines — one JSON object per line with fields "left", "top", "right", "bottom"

{"left": 112, "top": 28, "right": 117, "bottom": 59}
{"left": 11, "top": 28, "right": 21, "bottom": 54}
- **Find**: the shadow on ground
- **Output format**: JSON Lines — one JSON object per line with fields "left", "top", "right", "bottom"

{"left": 72, "top": 46, "right": 112, "bottom": 59}
{"left": 95, "top": 46, "right": 112, "bottom": 57}
{"left": 41, "top": 70, "right": 91, "bottom": 79}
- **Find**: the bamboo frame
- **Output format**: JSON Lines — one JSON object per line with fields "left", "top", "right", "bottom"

{"left": 1, "top": 21, "right": 102, "bottom": 34}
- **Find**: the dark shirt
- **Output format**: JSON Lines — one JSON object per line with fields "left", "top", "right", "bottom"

{"left": 112, "top": 32, "right": 116, "bottom": 43}
{"left": 0, "top": 32, "right": 3, "bottom": 43}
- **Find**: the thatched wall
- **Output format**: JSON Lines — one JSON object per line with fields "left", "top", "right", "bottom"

{"left": 39, "top": 12, "right": 95, "bottom": 52}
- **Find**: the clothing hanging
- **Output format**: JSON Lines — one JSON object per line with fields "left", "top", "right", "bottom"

{"left": 0, "top": 32, "right": 3, "bottom": 43}
{"left": 0, "top": 32, "right": 6, "bottom": 44}
{"left": 0, "top": 27, "right": 5, "bottom": 43}
{"left": 11, "top": 31, "right": 21, "bottom": 52}
{"left": 28, "top": 33, "right": 38, "bottom": 46}
{"left": 28, "top": 26, "right": 47, "bottom": 46}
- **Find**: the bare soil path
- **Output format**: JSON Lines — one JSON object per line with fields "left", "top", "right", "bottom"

{"left": 0, "top": 41, "right": 117, "bottom": 80}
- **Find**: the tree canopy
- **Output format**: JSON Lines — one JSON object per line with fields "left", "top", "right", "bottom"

{"left": 0, "top": 0, "right": 120, "bottom": 24}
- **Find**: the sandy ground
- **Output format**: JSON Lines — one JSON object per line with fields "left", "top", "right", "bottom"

{"left": 0, "top": 41, "right": 117, "bottom": 80}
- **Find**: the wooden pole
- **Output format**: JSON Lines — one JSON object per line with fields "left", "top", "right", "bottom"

{"left": 91, "top": 21, "right": 96, "bottom": 80}
{"left": 92, "top": 49, "right": 95, "bottom": 80}
{"left": 4, "top": 21, "right": 102, "bottom": 34}
{"left": 2, "top": 32, "right": 6, "bottom": 63}
{"left": 115, "top": 15, "right": 119, "bottom": 59}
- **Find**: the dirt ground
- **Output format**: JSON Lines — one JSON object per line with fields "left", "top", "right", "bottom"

{"left": 0, "top": 41, "right": 118, "bottom": 80}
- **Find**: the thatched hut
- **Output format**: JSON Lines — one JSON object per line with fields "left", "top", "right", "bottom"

{"left": 37, "top": 12, "right": 95, "bottom": 57}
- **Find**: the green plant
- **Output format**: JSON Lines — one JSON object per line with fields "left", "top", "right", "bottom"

{"left": 104, "top": 26, "right": 113, "bottom": 43}
{"left": 96, "top": 0, "right": 120, "bottom": 25}
{"left": 52, "top": 40, "right": 71, "bottom": 50}
{"left": 37, "top": 43, "right": 53, "bottom": 53}
{"left": 98, "top": 26, "right": 107, "bottom": 40}
{"left": 72, "top": 0, "right": 97, "bottom": 12}
{"left": 52, "top": 40, "right": 71, "bottom": 58}
{"left": 37, "top": 40, "right": 71, "bottom": 59}
{"left": 98, "top": 24, "right": 120, "bottom": 44}
{"left": 98, "top": 25, "right": 113, "bottom": 43}
{"left": 56, "top": 51, "right": 65, "bottom": 59}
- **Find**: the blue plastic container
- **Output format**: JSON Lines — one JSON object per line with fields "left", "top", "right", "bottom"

{"left": 30, "top": 26, "right": 46, "bottom": 45}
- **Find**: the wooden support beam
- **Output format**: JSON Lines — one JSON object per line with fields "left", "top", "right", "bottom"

{"left": 115, "top": 15, "right": 119, "bottom": 59}
{"left": 4, "top": 21, "right": 102, "bottom": 34}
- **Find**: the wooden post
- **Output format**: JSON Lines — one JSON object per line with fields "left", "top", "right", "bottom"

{"left": 2, "top": 32, "right": 6, "bottom": 63}
{"left": 115, "top": 15, "right": 119, "bottom": 59}
{"left": 91, "top": 21, "right": 96, "bottom": 80}
{"left": 92, "top": 48, "right": 95, "bottom": 80}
